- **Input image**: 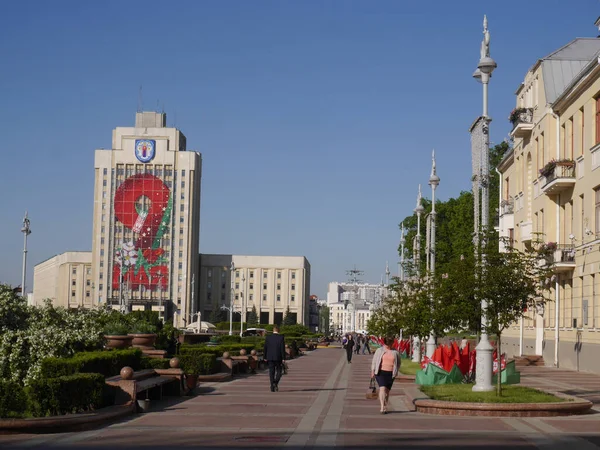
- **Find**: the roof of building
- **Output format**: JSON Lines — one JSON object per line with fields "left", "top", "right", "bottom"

{"left": 541, "top": 38, "right": 600, "bottom": 103}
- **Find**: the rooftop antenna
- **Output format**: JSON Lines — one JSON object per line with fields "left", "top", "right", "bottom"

{"left": 137, "top": 85, "right": 143, "bottom": 112}
{"left": 346, "top": 265, "right": 364, "bottom": 284}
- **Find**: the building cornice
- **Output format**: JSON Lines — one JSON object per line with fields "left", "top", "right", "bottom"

{"left": 552, "top": 57, "right": 600, "bottom": 114}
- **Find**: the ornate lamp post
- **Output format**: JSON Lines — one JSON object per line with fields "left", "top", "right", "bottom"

{"left": 471, "top": 15, "right": 497, "bottom": 392}
{"left": 239, "top": 270, "right": 246, "bottom": 337}
{"left": 229, "top": 261, "right": 235, "bottom": 336}
{"left": 20, "top": 212, "right": 31, "bottom": 296}
{"left": 412, "top": 186, "right": 424, "bottom": 363}
{"left": 426, "top": 151, "right": 440, "bottom": 358}
{"left": 399, "top": 222, "right": 406, "bottom": 281}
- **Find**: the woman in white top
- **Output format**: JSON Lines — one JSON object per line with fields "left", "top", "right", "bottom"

{"left": 370, "top": 336, "right": 401, "bottom": 414}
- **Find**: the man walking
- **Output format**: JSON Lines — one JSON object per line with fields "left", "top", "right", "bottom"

{"left": 264, "top": 325, "right": 286, "bottom": 392}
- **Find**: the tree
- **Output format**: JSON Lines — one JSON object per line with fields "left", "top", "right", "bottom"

{"left": 283, "top": 306, "right": 296, "bottom": 326}
{"left": 434, "top": 232, "right": 553, "bottom": 395}
{"left": 247, "top": 305, "right": 259, "bottom": 327}
{"left": 319, "top": 305, "right": 330, "bottom": 334}
{"left": 209, "top": 308, "right": 225, "bottom": 324}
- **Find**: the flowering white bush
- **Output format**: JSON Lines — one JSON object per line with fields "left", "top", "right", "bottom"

{"left": 0, "top": 284, "right": 116, "bottom": 385}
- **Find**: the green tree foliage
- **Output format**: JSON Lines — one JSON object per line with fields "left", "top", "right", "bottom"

{"left": 247, "top": 305, "right": 259, "bottom": 327}
{"left": 319, "top": 305, "right": 330, "bottom": 334}
{"left": 209, "top": 308, "right": 226, "bottom": 324}
{"left": 283, "top": 306, "right": 296, "bottom": 326}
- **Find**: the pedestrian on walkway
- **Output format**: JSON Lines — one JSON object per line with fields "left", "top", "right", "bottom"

{"left": 371, "top": 336, "right": 401, "bottom": 414}
{"left": 355, "top": 335, "right": 362, "bottom": 355}
{"left": 362, "top": 336, "right": 371, "bottom": 355}
{"left": 345, "top": 334, "right": 355, "bottom": 363}
{"left": 264, "top": 325, "right": 286, "bottom": 392}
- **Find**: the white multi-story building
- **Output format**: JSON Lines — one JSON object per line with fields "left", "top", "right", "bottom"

{"left": 32, "top": 251, "right": 92, "bottom": 308}
{"left": 198, "top": 254, "right": 311, "bottom": 326}
{"left": 327, "top": 281, "right": 387, "bottom": 334}
{"left": 91, "top": 111, "right": 202, "bottom": 326}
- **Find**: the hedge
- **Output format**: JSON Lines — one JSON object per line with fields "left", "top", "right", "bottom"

{"left": 217, "top": 335, "right": 242, "bottom": 344}
{"left": 179, "top": 354, "right": 217, "bottom": 375}
{"left": 141, "top": 357, "right": 171, "bottom": 370}
{"left": 0, "top": 380, "right": 28, "bottom": 418}
{"left": 27, "top": 373, "right": 106, "bottom": 417}
{"left": 40, "top": 348, "right": 143, "bottom": 379}
{"left": 179, "top": 343, "right": 258, "bottom": 357}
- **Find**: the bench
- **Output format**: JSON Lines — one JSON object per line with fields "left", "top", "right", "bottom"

{"left": 106, "top": 367, "right": 185, "bottom": 409}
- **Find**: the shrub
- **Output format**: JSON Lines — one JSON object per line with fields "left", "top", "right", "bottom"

{"left": 141, "top": 357, "right": 171, "bottom": 370}
{"left": 218, "top": 335, "right": 241, "bottom": 344}
{"left": 280, "top": 324, "right": 310, "bottom": 335}
{"left": 40, "top": 348, "right": 143, "bottom": 379}
{"left": 26, "top": 373, "right": 105, "bottom": 417}
{"left": 0, "top": 380, "right": 27, "bottom": 418}
{"left": 130, "top": 321, "right": 157, "bottom": 334}
{"left": 103, "top": 322, "right": 129, "bottom": 336}
{"left": 179, "top": 354, "right": 216, "bottom": 375}
{"left": 179, "top": 343, "right": 258, "bottom": 358}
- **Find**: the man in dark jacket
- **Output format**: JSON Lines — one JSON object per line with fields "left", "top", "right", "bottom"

{"left": 263, "top": 325, "right": 286, "bottom": 392}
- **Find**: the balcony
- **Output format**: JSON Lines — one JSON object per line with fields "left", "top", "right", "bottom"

{"left": 509, "top": 108, "right": 534, "bottom": 138}
{"left": 545, "top": 245, "right": 576, "bottom": 273}
{"left": 500, "top": 197, "right": 514, "bottom": 215}
{"left": 520, "top": 221, "right": 533, "bottom": 242}
{"left": 541, "top": 162, "right": 576, "bottom": 195}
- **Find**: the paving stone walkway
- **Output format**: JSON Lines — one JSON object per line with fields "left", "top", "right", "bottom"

{"left": 2, "top": 346, "right": 600, "bottom": 449}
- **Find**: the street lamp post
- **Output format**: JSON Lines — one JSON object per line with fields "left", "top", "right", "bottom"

{"left": 412, "top": 186, "right": 424, "bottom": 363}
{"left": 239, "top": 271, "right": 246, "bottom": 337}
{"left": 21, "top": 212, "right": 31, "bottom": 296}
{"left": 229, "top": 261, "right": 235, "bottom": 336}
{"left": 471, "top": 15, "right": 497, "bottom": 393}
{"left": 426, "top": 151, "right": 440, "bottom": 358}
{"left": 399, "top": 222, "right": 406, "bottom": 281}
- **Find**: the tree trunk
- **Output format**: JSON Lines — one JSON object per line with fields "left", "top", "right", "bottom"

{"left": 496, "top": 333, "right": 502, "bottom": 397}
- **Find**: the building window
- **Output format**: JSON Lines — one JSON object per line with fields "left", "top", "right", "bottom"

{"left": 249, "top": 283, "right": 254, "bottom": 290}
{"left": 182, "top": 170, "right": 185, "bottom": 176}
{"left": 277, "top": 295, "right": 281, "bottom": 302}
{"left": 235, "top": 283, "right": 239, "bottom": 289}
{"left": 221, "top": 283, "right": 225, "bottom": 289}
{"left": 222, "top": 271, "right": 226, "bottom": 278}
{"left": 249, "top": 294, "right": 253, "bottom": 301}
{"left": 103, "top": 168, "right": 107, "bottom": 175}
{"left": 99, "top": 284, "right": 103, "bottom": 290}
{"left": 596, "top": 97, "right": 600, "bottom": 145}
{"left": 180, "top": 217, "right": 184, "bottom": 223}
{"left": 86, "top": 268, "right": 91, "bottom": 275}
{"left": 71, "top": 291, "right": 76, "bottom": 297}
{"left": 263, "top": 283, "right": 267, "bottom": 290}
{"left": 291, "top": 284, "right": 295, "bottom": 291}
{"left": 208, "top": 269, "right": 212, "bottom": 277}
{"left": 179, "top": 228, "right": 184, "bottom": 234}
{"left": 100, "top": 249, "right": 104, "bottom": 256}
{"left": 236, "top": 271, "right": 239, "bottom": 278}
{"left": 207, "top": 281, "right": 212, "bottom": 289}
{"left": 277, "top": 284, "right": 281, "bottom": 290}
{"left": 235, "top": 294, "right": 239, "bottom": 300}
{"left": 86, "top": 280, "right": 91, "bottom": 286}
{"left": 102, "top": 180, "right": 107, "bottom": 187}
{"left": 221, "top": 293, "right": 225, "bottom": 301}
{"left": 263, "top": 271, "right": 268, "bottom": 279}
{"left": 291, "top": 295, "right": 295, "bottom": 302}
{"left": 180, "top": 204, "right": 184, "bottom": 212}
{"left": 291, "top": 272, "right": 296, "bottom": 279}
{"left": 72, "top": 280, "right": 76, "bottom": 286}
{"left": 86, "top": 291, "right": 90, "bottom": 297}
{"left": 72, "top": 268, "right": 77, "bottom": 275}
{"left": 277, "top": 272, "right": 281, "bottom": 279}
{"left": 181, "top": 181, "right": 185, "bottom": 188}
{"left": 249, "top": 271, "right": 254, "bottom": 278}
{"left": 178, "top": 262, "right": 183, "bottom": 269}
{"left": 179, "top": 239, "right": 183, "bottom": 246}
{"left": 595, "top": 188, "right": 600, "bottom": 235}
{"left": 263, "top": 294, "right": 267, "bottom": 301}
{"left": 99, "top": 273, "right": 103, "bottom": 280}
{"left": 207, "top": 293, "right": 212, "bottom": 301}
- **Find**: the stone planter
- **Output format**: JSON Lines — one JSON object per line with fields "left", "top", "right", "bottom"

{"left": 129, "top": 333, "right": 157, "bottom": 350}
{"left": 186, "top": 374, "right": 199, "bottom": 391}
{"left": 105, "top": 335, "right": 133, "bottom": 349}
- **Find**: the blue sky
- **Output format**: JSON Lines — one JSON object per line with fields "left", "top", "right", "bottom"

{"left": 0, "top": 1, "right": 598, "bottom": 298}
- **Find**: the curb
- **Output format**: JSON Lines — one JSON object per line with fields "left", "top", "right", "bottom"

{"left": 0, "top": 404, "right": 135, "bottom": 434}
{"left": 405, "top": 388, "right": 593, "bottom": 417}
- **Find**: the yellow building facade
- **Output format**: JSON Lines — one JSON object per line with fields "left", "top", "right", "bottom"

{"left": 498, "top": 38, "right": 600, "bottom": 372}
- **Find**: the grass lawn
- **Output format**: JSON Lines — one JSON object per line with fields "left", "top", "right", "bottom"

{"left": 399, "top": 359, "right": 421, "bottom": 376}
{"left": 420, "top": 384, "right": 566, "bottom": 404}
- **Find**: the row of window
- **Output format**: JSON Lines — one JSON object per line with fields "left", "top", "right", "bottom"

{"left": 208, "top": 293, "right": 296, "bottom": 302}
{"left": 207, "top": 268, "right": 297, "bottom": 280}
